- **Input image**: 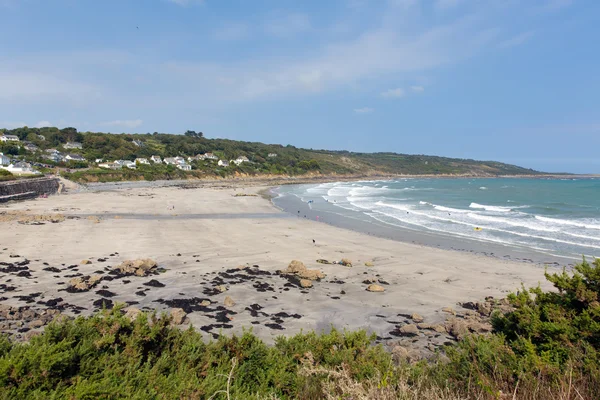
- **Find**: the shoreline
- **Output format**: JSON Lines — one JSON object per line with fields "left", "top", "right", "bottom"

{"left": 0, "top": 182, "right": 553, "bottom": 357}
{"left": 270, "top": 186, "right": 579, "bottom": 268}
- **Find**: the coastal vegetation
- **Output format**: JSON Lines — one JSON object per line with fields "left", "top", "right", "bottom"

{"left": 1, "top": 259, "right": 598, "bottom": 399}
{"left": 1, "top": 126, "right": 540, "bottom": 182}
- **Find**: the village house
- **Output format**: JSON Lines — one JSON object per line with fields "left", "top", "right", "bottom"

{"left": 150, "top": 155, "right": 162, "bottom": 164}
{"left": 233, "top": 156, "right": 250, "bottom": 166}
{"left": 163, "top": 157, "right": 178, "bottom": 165}
{"left": 98, "top": 162, "right": 122, "bottom": 170}
{"left": 1, "top": 161, "right": 40, "bottom": 175}
{"left": 0, "top": 134, "right": 20, "bottom": 142}
{"left": 135, "top": 158, "right": 150, "bottom": 165}
{"left": 267, "top": 153, "right": 278, "bottom": 158}
{"left": 37, "top": 134, "right": 46, "bottom": 141}
{"left": 132, "top": 139, "right": 144, "bottom": 147}
{"left": 177, "top": 164, "right": 192, "bottom": 171}
{"left": 114, "top": 160, "right": 136, "bottom": 169}
{"left": 0, "top": 153, "right": 10, "bottom": 166}
{"left": 218, "top": 160, "right": 229, "bottom": 167}
{"left": 65, "top": 154, "right": 86, "bottom": 162}
{"left": 63, "top": 142, "right": 83, "bottom": 149}
{"left": 95, "top": 158, "right": 103, "bottom": 163}
{"left": 44, "top": 153, "right": 65, "bottom": 163}
{"left": 203, "top": 153, "right": 218, "bottom": 160}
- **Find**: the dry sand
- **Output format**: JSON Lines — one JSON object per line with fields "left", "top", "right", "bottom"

{"left": 0, "top": 183, "right": 551, "bottom": 352}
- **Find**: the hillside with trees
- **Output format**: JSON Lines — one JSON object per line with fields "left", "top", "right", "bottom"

{"left": 0, "top": 126, "right": 541, "bottom": 182}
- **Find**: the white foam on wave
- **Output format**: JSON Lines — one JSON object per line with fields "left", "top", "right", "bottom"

{"left": 535, "top": 216, "right": 600, "bottom": 231}
{"left": 375, "top": 202, "right": 600, "bottom": 250}
{"left": 467, "top": 213, "right": 559, "bottom": 233}
{"left": 469, "top": 202, "right": 512, "bottom": 213}
{"left": 479, "top": 187, "right": 487, "bottom": 190}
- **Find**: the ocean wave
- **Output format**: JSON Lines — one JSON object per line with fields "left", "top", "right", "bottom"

{"left": 469, "top": 202, "right": 512, "bottom": 213}
{"left": 535, "top": 216, "right": 600, "bottom": 231}
{"left": 467, "top": 213, "right": 559, "bottom": 233}
{"left": 479, "top": 187, "right": 488, "bottom": 190}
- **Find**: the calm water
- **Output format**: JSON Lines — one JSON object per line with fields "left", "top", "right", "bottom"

{"left": 276, "top": 178, "right": 600, "bottom": 261}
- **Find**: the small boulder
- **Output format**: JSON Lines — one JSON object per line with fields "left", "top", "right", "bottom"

{"left": 299, "top": 279, "right": 313, "bottom": 288}
{"left": 411, "top": 313, "right": 424, "bottom": 323}
{"left": 170, "top": 308, "right": 187, "bottom": 325}
{"left": 364, "top": 261, "right": 374, "bottom": 267}
{"left": 432, "top": 324, "right": 446, "bottom": 333}
{"left": 417, "top": 322, "right": 432, "bottom": 330}
{"left": 224, "top": 296, "right": 236, "bottom": 307}
{"left": 200, "top": 300, "right": 211, "bottom": 306}
{"left": 366, "top": 284, "right": 385, "bottom": 292}
{"left": 81, "top": 260, "right": 92, "bottom": 265}
{"left": 399, "top": 324, "right": 419, "bottom": 336}
{"left": 445, "top": 317, "right": 469, "bottom": 340}
{"left": 28, "top": 319, "right": 45, "bottom": 329}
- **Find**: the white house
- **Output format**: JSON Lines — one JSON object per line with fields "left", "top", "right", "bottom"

{"left": 233, "top": 156, "right": 250, "bottom": 166}
{"left": 37, "top": 134, "right": 46, "bottom": 141}
{"left": 218, "top": 160, "right": 229, "bottom": 167}
{"left": 135, "top": 158, "right": 150, "bottom": 165}
{"left": 163, "top": 157, "right": 178, "bottom": 165}
{"left": 267, "top": 153, "right": 278, "bottom": 158}
{"left": 115, "top": 160, "right": 136, "bottom": 169}
{"left": 1, "top": 161, "right": 40, "bottom": 175}
{"left": 177, "top": 164, "right": 192, "bottom": 171}
{"left": 64, "top": 142, "right": 83, "bottom": 149}
{"left": 98, "top": 162, "right": 122, "bottom": 170}
{"left": 0, "top": 135, "right": 19, "bottom": 142}
{"left": 150, "top": 155, "right": 162, "bottom": 164}
{"left": 95, "top": 158, "right": 104, "bottom": 163}
{"left": 66, "top": 154, "right": 86, "bottom": 162}
{"left": 0, "top": 153, "right": 10, "bottom": 166}
{"left": 45, "top": 153, "right": 65, "bottom": 163}
{"left": 203, "top": 152, "right": 218, "bottom": 160}
{"left": 101, "top": 162, "right": 122, "bottom": 170}
{"left": 132, "top": 139, "right": 144, "bottom": 147}
{"left": 45, "top": 148, "right": 60, "bottom": 155}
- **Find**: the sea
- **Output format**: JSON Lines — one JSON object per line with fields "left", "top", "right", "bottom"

{"left": 273, "top": 178, "right": 600, "bottom": 264}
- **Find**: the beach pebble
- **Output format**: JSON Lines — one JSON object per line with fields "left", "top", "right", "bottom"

{"left": 81, "top": 260, "right": 92, "bottom": 265}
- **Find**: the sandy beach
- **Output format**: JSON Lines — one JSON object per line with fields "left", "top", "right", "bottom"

{"left": 0, "top": 182, "right": 552, "bottom": 354}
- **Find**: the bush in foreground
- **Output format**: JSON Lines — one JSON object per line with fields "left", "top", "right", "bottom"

{"left": 1, "top": 259, "right": 599, "bottom": 399}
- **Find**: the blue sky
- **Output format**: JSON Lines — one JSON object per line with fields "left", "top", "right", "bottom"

{"left": 1, "top": 0, "right": 598, "bottom": 173}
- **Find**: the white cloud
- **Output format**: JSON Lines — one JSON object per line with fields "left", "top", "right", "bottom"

{"left": 499, "top": 31, "right": 535, "bottom": 48}
{"left": 264, "top": 13, "right": 312, "bottom": 37}
{"left": 381, "top": 87, "right": 405, "bottom": 98}
{"left": 354, "top": 107, "right": 374, "bottom": 114}
{"left": 411, "top": 85, "right": 425, "bottom": 92}
{"left": 102, "top": 119, "right": 143, "bottom": 128}
{"left": 34, "top": 120, "right": 52, "bottom": 128}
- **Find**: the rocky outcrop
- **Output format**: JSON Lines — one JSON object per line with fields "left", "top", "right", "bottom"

{"left": 113, "top": 259, "right": 158, "bottom": 277}
{"left": 170, "top": 308, "right": 188, "bottom": 325}
{"left": 67, "top": 275, "right": 102, "bottom": 292}
{"left": 280, "top": 260, "right": 325, "bottom": 281}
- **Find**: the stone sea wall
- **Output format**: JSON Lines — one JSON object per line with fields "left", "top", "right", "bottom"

{"left": 0, "top": 177, "right": 60, "bottom": 202}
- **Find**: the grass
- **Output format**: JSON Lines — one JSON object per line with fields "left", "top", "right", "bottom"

{"left": 2, "top": 259, "right": 599, "bottom": 399}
